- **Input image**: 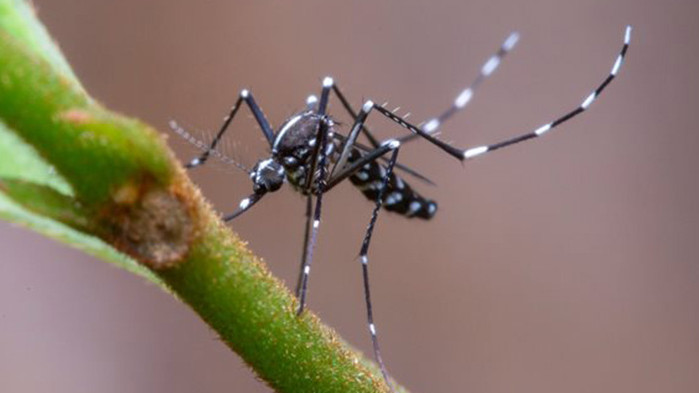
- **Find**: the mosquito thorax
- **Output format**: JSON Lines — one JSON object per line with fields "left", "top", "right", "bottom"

{"left": 250, "top": 158, "right": 285, "bottom": 193}
{"left": 272, "top": 111, "right": 325, "bottom": 164}
{"left": 271, "top": 111, "right": 337, "bottom": 193}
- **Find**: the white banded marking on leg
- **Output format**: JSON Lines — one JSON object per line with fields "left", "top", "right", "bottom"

{"left": 463, "top": 145, "right": 489, "bottom": 159}
{"left": 239, "top": 198, "right": 251, "bottom": 209}
{"left": 624, "top": 25, "right": 632, "bottom": 45}
{"left": 304, "top": 265, "right": 310, "bottom": 275}
{"left": 448, "top": 26, "right": 631, "bottom": 163}
{"left": 581, "top": 92, "right": 596, "bottom": 109}
{"left": 369, "top": 323, "right": 376, "bottom": 335}
{"left": 503, "top": 31, "right": 520, "bottom": 51}
{"left": 313, "top": 219, "right": 320, "bottom": 229}
{"left": 454, "top": 88, "right": 474, "bottom": 108}
{"left": 481, "top": 55, "right": 501, "bottom": 76}
{"left": 390, "top": 30, "right": 520, "bottom": 159}
{"left": 323, "top": 76, "right": 334, "bottom": 87}
{"left": 424, "top": 119, "right": 440, "bottom": 133}
{"left": 361, "top": 255, "right": 368, "bottom": 265}
{"left": 382, "top": 138, "right": 401, "bottom": 149}
{"left": 534, "top": 123, "right": 553, "bottom": 136}
{"left": 611, "top": 54, "right": 623, "bottom": 76}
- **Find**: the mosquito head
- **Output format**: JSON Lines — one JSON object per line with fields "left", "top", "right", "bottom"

{"left": 250, "top": 158, "right": 285, "bottom": 193}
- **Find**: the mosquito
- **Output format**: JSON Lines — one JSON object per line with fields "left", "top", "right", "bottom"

{"left": 171, "top": 26, "right": 632, "bottom": 391}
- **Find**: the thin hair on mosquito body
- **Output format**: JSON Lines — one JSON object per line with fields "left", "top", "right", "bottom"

{"left": 170, "top": 26, "right": 632, "bottom": 391}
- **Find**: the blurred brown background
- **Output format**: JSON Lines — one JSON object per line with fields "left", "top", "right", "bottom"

{"left": 2, "top": 1, "right": 698, "bottom": 392}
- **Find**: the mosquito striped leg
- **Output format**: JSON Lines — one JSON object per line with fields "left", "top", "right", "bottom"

{"left": 182, "top": 89, "right": 275, "bottom": 169}
{"left": 296, "top": 120, "right": 331, "bottom": 315}
{"left": 328, "top": 109, "right": 434, "bottom": 184}
{"left": 333, "top": 99, "right": 373, "bottom": 175}
{"left": 296, "top": 77, "right": 334, "bottom": 315}
{"left": 359, "top": 147, "right": 401, "bottom": 393}
{"left": 222, "top": 192, "right": 265, "bottom": 222}
{"left": 327, "top": 24, "right": 629, "bottom": 189}
{"left": 295, "top": 195, "right": 313, "bottom": 298}
{"left": 331, "top": 132, "right": 435, "bottom": 185}
{"left": 376, "top": 26, "right": 632, "bottom": 161}
{"left": 330, "top": 29, "right": 519, "bottom": 175}
{"left": 327, "top": 80, "right": 435, "bottom": 184}
{"left": 456, "top": 26, "right": 633, "bottom": 160}
{"left": 332, "top": 31, "right": 518, "bottom": 151}
{"left": 241, "top": 90, "right": 276, "bottom": 145}
{"left": 400, "top": 31, "right": 520, "bottom": 144}
{"left": 317, "top": 77, "right": 333, "bottom": 114}
{"left": 331, "top": 84, "right": 381, "bottom": 148}
{"left": 329, "top": 94, "right": 433, "bottom": 187}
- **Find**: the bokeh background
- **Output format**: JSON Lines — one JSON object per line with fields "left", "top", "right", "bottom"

{"left": 2, "top": 1, "right": 698, "bottom": 392}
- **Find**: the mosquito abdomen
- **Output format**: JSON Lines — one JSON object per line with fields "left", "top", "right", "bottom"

{"left": 349, "top": 158, "right": 437, "bottom": 219}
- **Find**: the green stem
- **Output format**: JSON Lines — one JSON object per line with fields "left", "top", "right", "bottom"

{"left": 0, "top": 1, "right": 407, "bottom": 392}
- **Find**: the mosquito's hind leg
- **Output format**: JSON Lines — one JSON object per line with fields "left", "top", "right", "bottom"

{"left": 356, "top": 147, "right": 401, "bottom": 393}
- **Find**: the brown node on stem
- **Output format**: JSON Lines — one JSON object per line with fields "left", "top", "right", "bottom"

{"left": 102, "top": 177, "right": 194, "bottom": 270}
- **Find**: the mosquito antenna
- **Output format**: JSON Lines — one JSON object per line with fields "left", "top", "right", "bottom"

{"left": 169, "top": 120, "right": 252, "bottom": 175}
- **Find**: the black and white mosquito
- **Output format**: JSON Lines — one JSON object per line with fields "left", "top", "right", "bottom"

{"left": 171, "top": 26, "right": 632, "bottom": 391}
